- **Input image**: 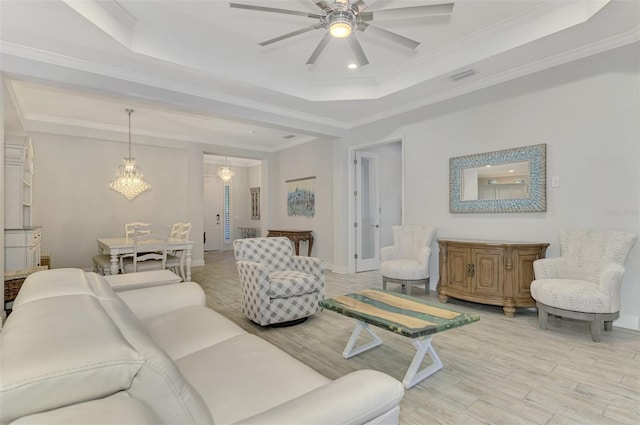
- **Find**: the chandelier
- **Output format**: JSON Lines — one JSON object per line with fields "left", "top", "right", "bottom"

{"left": 217, "top": 157, "right": 235, "bottom": 182}
{"left": 108, "top": 109, "right": 151, "bottom": 200}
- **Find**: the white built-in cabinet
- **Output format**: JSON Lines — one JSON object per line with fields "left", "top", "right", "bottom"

{"left": 4, "top": 137, "right": 42, "bottom": 271}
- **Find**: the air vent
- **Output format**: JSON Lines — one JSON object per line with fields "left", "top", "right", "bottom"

{"left": 449, "top": 69, "right": 476, "bottom": 81}
{"left": 283, "top": 134, "right": 296, "bottom": 139}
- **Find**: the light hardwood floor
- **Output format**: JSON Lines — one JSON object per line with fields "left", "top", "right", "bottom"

{"left": 192, "top": 251, "right": 639, "bottom": 425}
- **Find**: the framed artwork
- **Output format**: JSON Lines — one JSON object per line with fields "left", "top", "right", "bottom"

{"left": 286, "top": 176, "right": 315, "bottom": 218}
{"left": 250, "top": 187, "right": 260, "bottom": 220}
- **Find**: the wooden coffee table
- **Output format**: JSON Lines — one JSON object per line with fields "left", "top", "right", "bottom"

{"left": 320, "top": 289, "right": 480, "bottom": 388}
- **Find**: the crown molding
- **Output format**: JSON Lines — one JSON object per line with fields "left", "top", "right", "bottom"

{"left": 0, "top": 41, "right": 350, "bottom": 132}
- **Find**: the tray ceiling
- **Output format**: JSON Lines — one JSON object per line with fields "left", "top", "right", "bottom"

{"left": 1, "top": 0, "right": 637, "bottom": 151}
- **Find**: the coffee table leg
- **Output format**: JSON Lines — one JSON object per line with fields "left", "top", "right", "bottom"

{"left": 342, "top": 321, "right": 383, "bottom": 359}
{"left": 403, "top": 336, "right": 443, "bottom": 389}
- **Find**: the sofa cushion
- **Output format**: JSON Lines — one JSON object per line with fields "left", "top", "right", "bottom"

{"left": 10, "top": 392, "right": 163, "bottom": 425}
{"left": 142, "top": 305, "right": 246, "bottom": 360}
{"left": 380, "top": 259, "right": 428, "bottom": 280}
{"left": 86, "top": 284, "right": 214, "bottom": 424}
{"left": 0, "top": 295, "right": 142, "bottom": 423}
{"left": 11, "top": 268, "right": 119, "bottom": 308}
{"left": 530, "top": 278, "right": 613, "bottom": 313}
{"left": 1, "top": 269, "right": 214, "bottom": 425}
{"left": 176, "top": 333, "right": 330, "bottom": 424}
{"left": 268, "top": 271, "right": 319, "bottom": 298}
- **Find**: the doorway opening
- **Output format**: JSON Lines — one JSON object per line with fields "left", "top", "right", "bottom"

{"left": 349, "top": 140, "right": 403, "bottom": 273}
{"left": 203, "top": 154, "right": 264, "bottom": 251}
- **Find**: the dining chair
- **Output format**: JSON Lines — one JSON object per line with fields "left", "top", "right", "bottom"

{"left": 92, "top": 253, "right": 114, "bottom": 275}
{"left": 92, "top": 222, "right": 148, "bottom": 275}
{"left": 125, "top": 222, "right": 150, "bottom": 243}
{"left": 121, "top": 225, "right": 170, "bottom": 274}
{"left": 166, "top": 222, "right": 192, "bottom": 280}
{"left": 169, "top": 222, "right": 183, "bottom": 239}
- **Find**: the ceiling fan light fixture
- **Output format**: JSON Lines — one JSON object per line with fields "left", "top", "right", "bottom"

{"left": 328, "top": 11, "right": 355, "bottom": 38}
{"left": 330, "top": 21, "right": 352, "bottom": 38}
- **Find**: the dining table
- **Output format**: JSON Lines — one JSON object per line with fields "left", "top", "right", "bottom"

{"left": 96, "top": 237, "right": 194, "bottom": 280}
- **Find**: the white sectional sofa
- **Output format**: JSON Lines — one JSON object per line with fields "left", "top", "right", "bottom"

{"left": 0, "top": 268, "right": 404, "bottom": 424}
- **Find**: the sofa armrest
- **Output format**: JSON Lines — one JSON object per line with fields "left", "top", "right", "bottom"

{"left": 418, "top": 246, "right": 432, "bottom": 266}
{"left": 380, "top": 246, "right": 401, "bottom": 262}
{"left": 236, "top": 260, "right": 270, "bottom": 293}
{"left": 533, "top": 257, "right": 569, "bottom": 280}
{"left": 235, "top": 370, "right": 404, "bottom": 425}
{"left": 291, "top": 256, "right": 324, "bottom": 276}
{"left": 117, "top": 282, "right": 205, "bottom": 320}
{"left": 598, "top": 264, "right": 625, "bottom": 305}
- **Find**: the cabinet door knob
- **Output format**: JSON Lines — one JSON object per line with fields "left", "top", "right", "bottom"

{"left": 467, "top": 263, "right": 475, "bottom": 277}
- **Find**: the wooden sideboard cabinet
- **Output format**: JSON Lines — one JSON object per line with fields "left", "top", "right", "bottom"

{"left": 437, "top": 239, "right": 549, "bottom": 317}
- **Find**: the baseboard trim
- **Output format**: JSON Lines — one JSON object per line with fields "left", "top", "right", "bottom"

{"left": 330, "top": 265, "right": 349, "bottom": 274}
{"left": 615, "top": 314, "right": 639, "bottom": 331}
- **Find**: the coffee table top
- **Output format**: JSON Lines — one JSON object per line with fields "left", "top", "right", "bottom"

{"left": 320, "top": 289, "right": 480, "bottom": 338}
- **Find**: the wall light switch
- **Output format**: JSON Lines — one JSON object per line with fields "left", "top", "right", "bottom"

{"left": 551, "top": 176, "right": 560, "bottom": 188}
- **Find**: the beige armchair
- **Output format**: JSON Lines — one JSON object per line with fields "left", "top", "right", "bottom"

{"left": 530, "top": 230, "right": 637, "bottom": 342}
{"left": 233, "top": 237, "right": 324, "bottom": 326}
{"left": 380, "top": 225, "right": 436, "bottom": 295}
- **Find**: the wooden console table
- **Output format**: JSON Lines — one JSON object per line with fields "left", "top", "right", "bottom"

{"left": 437, "top": 239, "right": 549, "bottom": 317}
{"left": 267, "top": 230, "right": 314, "bottom": 256}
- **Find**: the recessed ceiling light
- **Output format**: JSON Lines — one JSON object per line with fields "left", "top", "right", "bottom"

{"left": 348, "top": 63, "right": 358, "bottom": 69}
{"left": 509, "top": 169, "right": 515, "bottom": 173}
{"left": 485, "top": 165, "right": 492, "bottom": 168}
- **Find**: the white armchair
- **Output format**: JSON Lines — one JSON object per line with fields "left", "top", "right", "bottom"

{"left": 233, "top": 237, "right": 324, "bottom": 326}
{"left": 380, "top": 225, "right": 436, "bottom": 295}
{"left": 530, "top": 230, "right": 637, "bottom": 342}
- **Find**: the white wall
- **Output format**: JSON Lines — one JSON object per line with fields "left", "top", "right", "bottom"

{"left": 230, "top": 166, "right": 262, "bottom": 242}
{"left": 31, "top": 133, "right": 192, "bottom": 269}
{"left": 248, "top": 164, "right": 263, "bottom": 236}
{"left": 334, "top": 44, "right": 640, "bottom": 328}
{"left": 270, "top": 138, "right": 333, "bottom": 265}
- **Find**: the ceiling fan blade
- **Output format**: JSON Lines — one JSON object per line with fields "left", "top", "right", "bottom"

{"left": 347, "top": 36, "right": 369, "bottom": 67}
{"left": 357, "top": 22, "right": 420, "bottom": 49}
{"left": 259, "top": 24, "right": 322, "bottom": 46}
{"left": 313, "top": 0, "right": 334, "bottom": 12}
{"left": 351, "top": 0, "right": 369, "bottom": 13}
{"left": 360, "top": 3, "right": 453, "bottom": 21}
{"left": 230, "top": 3, "right": 323, "bottom": 19}
{"left": 306, "top": 33, "right": 332, "bottom": 65}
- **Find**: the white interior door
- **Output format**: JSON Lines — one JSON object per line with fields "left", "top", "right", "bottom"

{"left": 355, "top": 151, "right": 380, "bottom": 272}
{"left": 204, "top": 176, "right": 222, "bottom": 251}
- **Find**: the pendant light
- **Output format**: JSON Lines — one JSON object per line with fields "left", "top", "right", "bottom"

{"left": 217, "top": 156, "right": 235, "bottom": 182}
{"left": 108, "top": 109, "right": 151, "bottom": 200}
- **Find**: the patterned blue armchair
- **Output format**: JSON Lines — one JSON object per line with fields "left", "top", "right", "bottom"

{"left": 233, "top": 237, "right": 324, "bottom": 326}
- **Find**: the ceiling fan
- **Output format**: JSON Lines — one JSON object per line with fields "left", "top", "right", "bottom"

{"left": 229, "top": 0, "right": 454, "bottom": 66}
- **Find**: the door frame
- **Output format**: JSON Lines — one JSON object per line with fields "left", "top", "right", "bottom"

{"left": 347, "top": 137, "right": 405, "bottom": 273}
{"left": 203, "top": 175, "right": 223, "bottom": 251}
{"left": 354, "top": 150, "right": 380, "bottom": 272}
